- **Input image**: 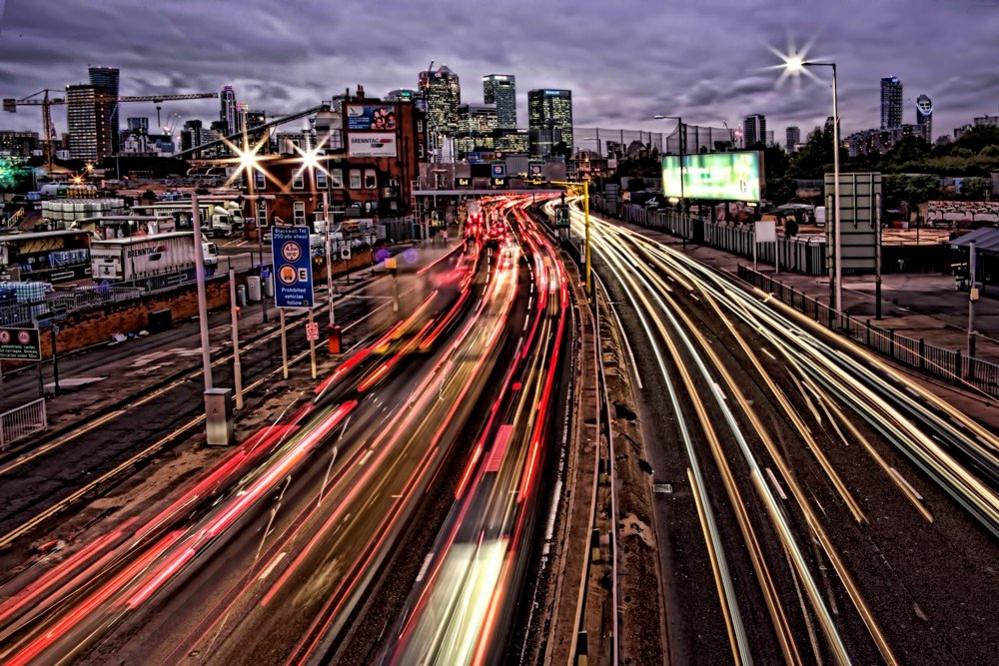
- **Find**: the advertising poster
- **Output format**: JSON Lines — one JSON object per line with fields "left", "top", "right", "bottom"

{"left": 662, "top": 151, "right": 763, "bottom": 202}
{"left": 348, "top": 133, "right": 398, "bottom": 157}
{"left": 346, "top": 104, "right": 397, "bottom": 131}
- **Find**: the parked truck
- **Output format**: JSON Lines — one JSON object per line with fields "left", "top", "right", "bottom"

{"left": 130, "top": 199, "right": 245, "bottom": 238}
{"left": 90, "top": 232, "right": 219, "bottom": 287}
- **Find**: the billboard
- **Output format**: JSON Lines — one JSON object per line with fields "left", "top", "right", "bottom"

{"left": 348, "top": 133, "right": 397, "bottom": 157}
{"left": 346, "top": 104, "right": 397, "bottom": 130}
{"left": 271, "top": 226, "right": 314, "bottom": 308}
{"left": 661, "top": 151, "right": 762, "bottom": 202}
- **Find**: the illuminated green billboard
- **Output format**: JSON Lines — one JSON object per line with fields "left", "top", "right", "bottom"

{"left": 661, "top": 151, "right": 763, "bottom": 202}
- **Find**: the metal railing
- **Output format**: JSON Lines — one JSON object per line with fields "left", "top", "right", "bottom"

{"left": 738, "top": 265, "right": 999, "bottom": 399}
{"left": 0, "top": 398, "right": 48, "bottom": 450}
{"left": 593, "top": 197, "right": 827, "bottom": 276}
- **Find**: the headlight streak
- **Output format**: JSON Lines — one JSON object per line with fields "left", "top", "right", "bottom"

{"left": 561, "top": 198, "right": 997, "bottom": 664}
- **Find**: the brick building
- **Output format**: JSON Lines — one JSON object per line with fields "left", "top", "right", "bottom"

{"left": 245, "top": 90, "right": 426, "bottom": 230}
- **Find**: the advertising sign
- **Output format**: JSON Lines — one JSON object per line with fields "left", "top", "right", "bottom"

{"left": 456, "top": 177, "right": 472, "bottom": 188}
{"left": 755, "top": 220, "right": 776, "bottom": 243}
{"left": 490, "top": 163, "right": 507, "bottom": 178}
{"left": 0, "top": 327, "right": 41, "bottom": 361}
{"left": 491, "top": 177, "right": 507, "bottom": 188}
{"left": 348, "top": 133, "right": 397, "bottom": 157}
{"left": 271, "top": 226, "right": 314, "bottom": 308}
{"left": 346, "top": 104, "right": 397, "bottom": 131}
{"left": 661, "top": 151, "right": 762, "bottom": 202}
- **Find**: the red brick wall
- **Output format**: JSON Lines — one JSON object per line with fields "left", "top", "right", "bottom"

{"left": 40, "top": 278, "right": 231, "bottom": 359}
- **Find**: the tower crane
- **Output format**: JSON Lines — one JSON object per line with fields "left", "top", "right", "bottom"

{"left": 3, "top": 88, "right": 218, "bottom": 172}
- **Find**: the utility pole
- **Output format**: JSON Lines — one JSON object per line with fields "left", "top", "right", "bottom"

{"left": 875, "top": 193, "right": 883, "bottom": 320}
{"left": 583, "top": 179, "right": 592, "bottom": 297}
{"left": 194, "top": 194, "right": 233, "bottom": 446}
{"left": 968, "top": 241, "right": 978, "bottom": 360}
{"left": 192, "top": 193, "right": 213, "bottom": 392}
{"left": 229, "top": 268, "right": 243, "bottom": 410}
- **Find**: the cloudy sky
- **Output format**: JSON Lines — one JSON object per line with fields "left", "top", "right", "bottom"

{"left": 1, "top": 0, "right": 996, "bottom": 144}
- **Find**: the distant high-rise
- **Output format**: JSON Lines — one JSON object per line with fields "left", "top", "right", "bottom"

{"left": 743, "top": 114, "right": 766, "bottom": 147}
{"left": 528, "top": 89, "right": 573, "bottom": 157}
{"left": 483, "top": 75, "right": 517, "bottom": 129}
{"left": 88, "top": 66, "right": 120, "bottom": 155}
{"left": 66, "top": 84, "right": 112, "bottom": 161}
{"left": 418, "top": 65, "right": 461, "bottom": 151}
{"left": 915, "top": 94, "right": 933, "bottom": 142}
{"left": 786, "top": 125, "right": 801, "bottom": 151}
{"left": 127, "top": 117, "right": 149, "bottom": 134}
{"left": 220, "top": 85, "right": 239, "bottom": 136}
{"left": 385, "top": 89, "right": 417, "bottom": 102}
{"left": 881, "top": 76, "right": 903, "bottom": 129}
{"left": 455, "top": 103, "right": 498, "bottom": 156}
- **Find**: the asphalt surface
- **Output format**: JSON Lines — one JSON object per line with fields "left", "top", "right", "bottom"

{"left": 556, "top": 199, "right": 999, "bottom": 665}
{"left": 0, "top": 207, "right": 572, "bottom": 665}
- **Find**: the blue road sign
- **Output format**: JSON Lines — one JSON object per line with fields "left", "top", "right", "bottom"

{"left": 271, "top": 226, "right": 314, "bottom": 308}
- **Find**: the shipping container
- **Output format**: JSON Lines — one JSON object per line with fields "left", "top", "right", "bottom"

{"left": 90, "top": 232, "right": 216, "bottom": 285}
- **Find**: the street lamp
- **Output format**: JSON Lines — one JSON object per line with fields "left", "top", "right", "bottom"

{"left": 781, "top": 54, "right": 842, "bottom": 312}
{"left": 654, "top": 114, "right": 687, "bottom": 243}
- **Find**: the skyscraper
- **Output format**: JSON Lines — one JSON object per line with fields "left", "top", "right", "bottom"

{"left": 127, "top": 117, "right": 149, "bottom": 134}
{"left": 915, "top": 94, "right": 933, "bottom": 143}
{"left": 418, "top": 65, "right": 461, "bottom": 151}
{"left": 66, "top": 84, "right": 113, "bottom": 161}
{"left": 786, "top": 125, "right": 801, "bottom": 151}
{"left": 482, "top": 75, "right": 517, "bottom": 129}
{"left": 455, "top": 103, "right": 498, "bottom": 156}
{"left": 881, "top": 76, "right": 903, "bottom": 129}
{"left": 220, "top": 85, "right": 238, "bottom": 136}
{"left": 528, "top": 89, "right": 573, "bottom": 158}
{"left": 88, "top": 66, "right": 120, "bottom": 154}
{"left": 743, "top": 114, "right": 766, "bottom": 147}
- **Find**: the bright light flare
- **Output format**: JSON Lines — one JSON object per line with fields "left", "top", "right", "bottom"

{"left": 290, "top": 136, "right": 331, "bottom": 182}
{"left": 765, "top": 38, "right": 824, "bottom": 88}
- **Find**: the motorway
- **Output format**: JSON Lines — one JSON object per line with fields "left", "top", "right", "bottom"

{"left": 553, "top": 198, "right": 998, "bottom": 664}
{"left": 0, "top": 201, "right": 571, "bottom": 665}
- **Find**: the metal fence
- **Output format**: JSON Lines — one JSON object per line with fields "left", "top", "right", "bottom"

{"left": 0, "top": 398, "right": 47, "bottom": 450}
{"left": 593, "top": 198, "right": 827, "bottom": 276}
{"left": 0, "top": 284, "right": 147, "bottom": 328}
{"left": 737, "top": 265, "right": 999, "bottom": 399}
{"left": 574, "top": 125, "right": 734, "bottom": 157}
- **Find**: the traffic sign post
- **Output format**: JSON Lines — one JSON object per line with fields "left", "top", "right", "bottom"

{"left": 307, "top": 311, "right": 317, "bottom": 380}
{"left": 272, "top": 226, "right": 314, "bottom": 309}
{"left": 0, "top": 327, "right": 41, "bottom": 361}
{"left": 272, "top": 226, "right": 314, "bottom": 382}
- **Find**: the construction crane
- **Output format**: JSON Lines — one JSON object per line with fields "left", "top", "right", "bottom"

{"left": 3, "top": 88, "right": 218, "bottom": 172}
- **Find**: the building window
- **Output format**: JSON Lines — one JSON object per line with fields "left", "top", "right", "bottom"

{"left": 292, "top": 171, "right": 304, "bottom": 190}
{"left": 316, "top": 169, "right": 328, "bottom": 189}
{"left": 364, "top": 169, "right": 377, "bottom": 190}
{"left": 330, "top": 169, "right": 344, "bottom": 189}
{"left": 254, "top": 170, "right": 266, "bottom": 190}
{"left": 349, "top": 169, "right": 362, "bottom": 189}
{"left": 293, "top": 201, "right": 306, "bottom": 225}
{"left": 257, "top": 200, "right": 268, "bottom": 226}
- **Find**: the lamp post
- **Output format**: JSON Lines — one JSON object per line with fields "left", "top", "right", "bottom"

{"left": 654, "top": 115, "right": 686, "bottom": 245}
{"left": 782, "top": 56, "right": 841, "bottom": 312}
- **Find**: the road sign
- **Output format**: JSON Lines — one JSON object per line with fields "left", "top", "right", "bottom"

{"left": 340, "top": 247, "right": 351, "bottom": 260}
{"left": 305, "top": 321, "right": 319, "bottom": 341}
{"left": 0, "top": 327, "right": 41, "bottom": 361}
{"left": 271, "top": 226, "right": 314, "bottom": 308}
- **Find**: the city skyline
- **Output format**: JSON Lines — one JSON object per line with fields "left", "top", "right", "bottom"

{"left": 0, "top": 0, "right": 996, "bottom": 143}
